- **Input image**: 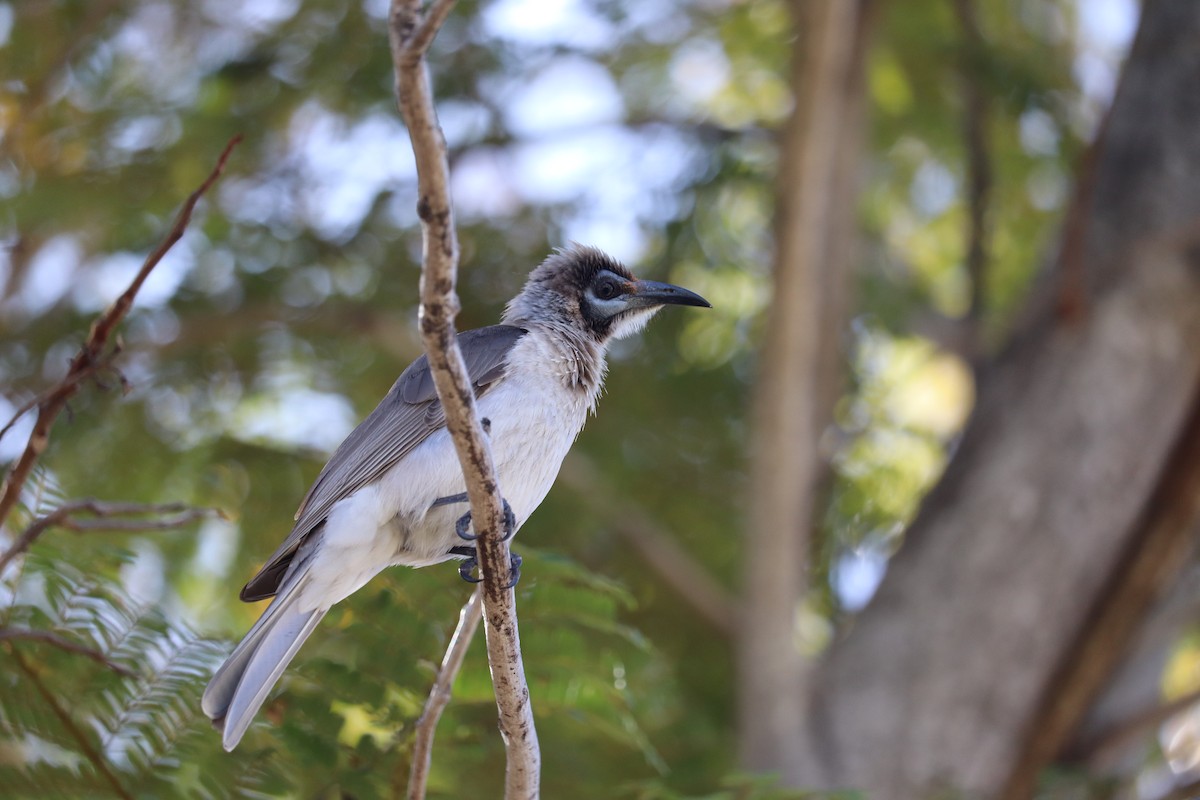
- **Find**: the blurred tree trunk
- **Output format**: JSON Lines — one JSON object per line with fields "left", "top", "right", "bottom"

{"left": 738, "top": 0, "right": 873, "bottom": 781}
{"left": 792, "top": 1, "right": 1200, "bottom": 796}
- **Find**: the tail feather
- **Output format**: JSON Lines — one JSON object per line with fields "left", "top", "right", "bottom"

{"left": 202, "top": 570, "right": 327, "bottom": 751}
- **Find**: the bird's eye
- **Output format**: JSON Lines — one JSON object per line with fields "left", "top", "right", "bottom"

{"left": 595, "top": 279, "right": 619, "bottom": 301}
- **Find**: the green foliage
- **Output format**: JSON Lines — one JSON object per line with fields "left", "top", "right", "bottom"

{"left": 0, "top": 546, "right": 286, "bottom": 798}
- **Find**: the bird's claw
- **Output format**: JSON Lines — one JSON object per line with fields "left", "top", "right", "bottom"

{"left": 503, "top": 553, "right": 522, "bottom": 589}
{"left": 454, "top": 498, "right": 517, "bottom": 542}
{"left": 454, "top": 551, "right": 522, "bottom": 589}
{"left": 455, "top": 510, "right": 475, "bottom": 541}
{"left": 502, "top": 501, "right": 517, "bottom": 542}
{"left": 458, "top": 556, "right": 483, "bottom": 584}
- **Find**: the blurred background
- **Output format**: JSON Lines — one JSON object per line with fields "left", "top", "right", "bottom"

{"left": 6, "top": 0, "right": 1200, "bottom": 798}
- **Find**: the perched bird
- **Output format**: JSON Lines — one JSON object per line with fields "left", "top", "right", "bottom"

{"left": 202, "top": 245, "right": 710, "bottom": 750}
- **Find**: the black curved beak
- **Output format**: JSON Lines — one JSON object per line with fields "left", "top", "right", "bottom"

{"left": 628, "top": 279, "right": 711, "bottom": 309}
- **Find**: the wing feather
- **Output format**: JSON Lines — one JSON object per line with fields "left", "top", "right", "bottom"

{"left": 239, "top": 325, "right": 527, "bottom": 601}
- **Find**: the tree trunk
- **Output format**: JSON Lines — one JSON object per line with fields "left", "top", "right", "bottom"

{"left": 738, "top": 0, "right": 872, "bottom": 780}
{"left": 794, "top": 1, "right": 1200, "bottom": 796}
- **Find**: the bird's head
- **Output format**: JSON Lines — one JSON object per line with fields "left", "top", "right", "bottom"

{"left": 505, "top": 245, "right": 711, "bottom": 342}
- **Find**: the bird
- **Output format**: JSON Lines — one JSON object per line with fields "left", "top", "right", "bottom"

{"left": 202, "top": 244, "right": 710, "bottom": 750}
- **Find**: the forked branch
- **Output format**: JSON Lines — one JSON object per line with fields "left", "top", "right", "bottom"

{"left": 406, "top": 588, "right": 483, "bottom": 799}
{"left": 387, "top": 1, "right": 541, "bottom": 797}
{"left": 0, "top": 499, "right": 216, "bottom": 575}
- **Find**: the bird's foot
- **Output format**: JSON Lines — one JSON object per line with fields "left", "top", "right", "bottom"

{"left": 504, "top": 552, "right": 522, "bottom": 589}
{"left": 457, "top": 556, "right": 483, "bottom": 584}
{"left": 452, "top": 549, "right": 522, "bottom": 589}
{"left": 454, "top": 498, "right": 517, "bottom": 542}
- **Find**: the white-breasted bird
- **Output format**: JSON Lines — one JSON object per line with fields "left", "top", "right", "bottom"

{"left": 202, "top": 245, "right": 710, "bottom": 749}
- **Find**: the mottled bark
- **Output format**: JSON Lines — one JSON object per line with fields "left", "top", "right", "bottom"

{"left": 795, "top": 1, "right": 1200, "bottom": 796}
{"left": 387, "top": 1, "right": 539, "bottom": 796}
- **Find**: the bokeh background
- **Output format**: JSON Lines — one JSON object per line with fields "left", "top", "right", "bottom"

{"left": 8, "top": 1, "right": 1195, "bottom": 798}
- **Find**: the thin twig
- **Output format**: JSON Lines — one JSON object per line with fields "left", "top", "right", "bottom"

{"left": 10, "top": 648, "right": 134, "bottom": 800}
{"left": 387, "top": 2, "right": 540, "bottom": 797}
{"left": 407, "top": 588, "right": 483, "bottom": 800}
{"left": 0, "top": 499, "right": 213, "bottom": 575}
{"left": 0, "top": 627, "right": 135, "bottom": 677}
{"left": 0, "top": 136, "right": 241, "bottom": 532}
{"left": 0, "top": 348, "right": 121, "bottom": 443}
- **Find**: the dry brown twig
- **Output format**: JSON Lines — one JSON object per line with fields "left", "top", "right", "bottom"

{"left": 0, "top": 627, "right": 136, "bottom": 677}
{"left": 387, "top": 1, "right": 540, "bottom": 797}
{"left": 0, "top": 135, "right": 242, "bottom": 532}
{"left": 406, "top": 587, "right": 484, "bottom": 800}
{"left": 0, "top": 499, "right": 217, "bottom": 576}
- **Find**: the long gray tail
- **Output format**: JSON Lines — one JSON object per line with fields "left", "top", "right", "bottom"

{"left": 202, "top": 569, "right": 327, "bottom": 751}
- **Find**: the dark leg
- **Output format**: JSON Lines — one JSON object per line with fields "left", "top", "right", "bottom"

{"left": 449, "top": 547, "right": 522, "bottom": 589}
{"left": 450, "top": 545, "right": 480, "bottom": 583}
{"left": 431, "top": 492, "right": 468, "bottom": 509}
{"left": 454, "top": 498, "right": 517, "bottom": 542}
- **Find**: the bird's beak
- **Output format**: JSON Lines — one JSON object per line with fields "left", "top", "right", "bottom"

{"left": 627, "top": 279, "right": 712, "bottom": 309}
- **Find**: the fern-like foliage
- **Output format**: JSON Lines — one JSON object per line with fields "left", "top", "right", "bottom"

{"left": 0, "top": 550, "right": 288, "bottom": 799}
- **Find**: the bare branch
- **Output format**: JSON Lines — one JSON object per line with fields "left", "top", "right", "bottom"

{"left": 0, "top": 627, "right": 135, "bottom": 677}
{"left": 1071, "top": 686, "right": 1200, "bottom": 766}
{"left": 387, "top": 2, "right": 540, "bottom": 797}
{"left": 407, "top": 588, "right": 483, "bottom": 800}
{"left": 0, "top": 136, "right": 242, "bottom": 531}
{"left": 406, "top": 0, "right": 457, "bottom": 61}
{"left": 0, "top": 348, "right": 121, "bottom": 443}
{"left": 0, "top": 499, "right": 214, "bottom": 575}
{"left": 952, "top": 0, "right": 993, "bottom": 362}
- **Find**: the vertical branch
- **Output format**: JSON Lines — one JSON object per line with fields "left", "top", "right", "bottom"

{"left": 953, "top": 0, "right": 993, "bottom": 361}
{"left": 407, "top": 589, "right": 483, "bottom": 800}
{"left": 387, "top": 2, "right": 540, "bottom": 797}
{"left": 0, "top": 136, "right": 241, "bottom": 531}
{"left": 739, "top": 0, "right": 867, "bottom": 783}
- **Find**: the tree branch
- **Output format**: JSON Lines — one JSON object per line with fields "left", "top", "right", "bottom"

{"left": 0, "top": 136, "right": 241, "bottom": 531}
{"left": 0, "top": 627, "right": 135, "bottom": 677}
{"left": 407, "top": 588, "right": 483, "bottom": 800}
{"left": 387, "top": 3, "right": 540, "bottom": 798}
{"left": 741, "top": 0, "right": 865, "bottom": 780}
{"left": 1071, "top": 686, "right": 1200, "bottom": 767}
{"left": 953, "top": 0, "right": 993, "bottom": 362}
{"left": 0, "top": 500, "right": 214, "bottom": 576}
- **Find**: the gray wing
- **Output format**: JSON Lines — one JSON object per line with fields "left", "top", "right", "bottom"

{"left": 240, "top": 324, "right": 528, "bottom": 601}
